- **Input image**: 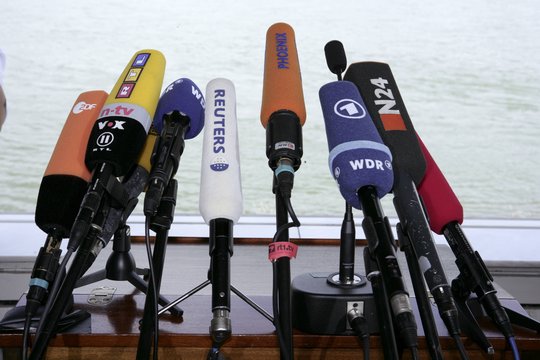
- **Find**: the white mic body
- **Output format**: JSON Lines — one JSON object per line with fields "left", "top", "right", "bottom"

{"left": 199, "top": 78, "right": 243, "bottom": 224}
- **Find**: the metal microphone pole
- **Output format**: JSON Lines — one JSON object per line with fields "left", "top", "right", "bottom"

{"left": 136, "top": 179, "right": 178, "bottom": 360}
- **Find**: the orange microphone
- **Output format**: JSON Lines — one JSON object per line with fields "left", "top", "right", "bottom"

{"left": 260, "top": 22, "right": 306, "bottom": 179}
{"left": 260, "top": 23, "right": 306, "bottom": 360}
{"left": 35, "top": 91, "right": 108, "bottom": 238}
{"left": 27, "top": 90, "right": 107, "bottom": 331}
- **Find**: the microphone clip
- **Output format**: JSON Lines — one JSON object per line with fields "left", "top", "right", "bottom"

{"left": 266, "top": 110, "right": 303, "bottom": 171}
{"left": 144, "top": 111, "right": 189, "bottom": 217}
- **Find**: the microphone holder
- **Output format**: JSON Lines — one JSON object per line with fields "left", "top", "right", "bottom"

{"left": 156, "top": 219, "right": 274, "bottom": 358}
{"left": 326, "top": 204, "right": 364, "bottom": 287}
{"left": 291, "top": 198, "right": 375, "bottom": 338}
{"left": 451, "top": 270, "right": 540, "bottom": 352}
{"left": 75, "top": 224, "right": 183, "bottom": 316}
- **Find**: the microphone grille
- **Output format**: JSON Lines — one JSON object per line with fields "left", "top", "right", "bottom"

{"left": 324, "top": 40, "right": 347, "bottom": 75}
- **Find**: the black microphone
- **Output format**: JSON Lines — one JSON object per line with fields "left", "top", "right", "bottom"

{"left": 344, "top": 62, "right": 426, "bottom": 186}
{"left": 322, "top": 40, "right": 361, "bottom": 285}
{"left": 319, "top": 80, "right": 418, "bottom": 351}
{"left": 324, "top": 40, "right": 347, "bottom": 80}
{"left": 143, "top": 77, "right": 205, "bottom": 217}
{"left": 345, "top": 61, "right": 463, "bottom": 345}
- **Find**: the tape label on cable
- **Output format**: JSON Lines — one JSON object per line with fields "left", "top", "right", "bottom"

{"left": 268, "top": 241, "right": 298, "bottom": 261}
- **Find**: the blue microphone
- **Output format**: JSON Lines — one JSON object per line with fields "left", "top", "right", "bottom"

{"left": 319, "top": 80, "right": 394, "bottom": 209}
{"left": 153, "top": 78, "right": 205, "bottom": 139}
{"left": 143, "top": 77, "right": 205, "bottom": 216}
{"left": 320, "top": 80, "right": 419, "bottom": 352}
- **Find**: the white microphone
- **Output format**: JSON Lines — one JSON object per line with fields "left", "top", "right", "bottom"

{"left": 199, "top": 78, "right": 243, "bottom": 224}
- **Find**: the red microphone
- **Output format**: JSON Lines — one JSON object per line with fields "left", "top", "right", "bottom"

{"left": 416, "top": 135, "right": 463, "bottom": 234}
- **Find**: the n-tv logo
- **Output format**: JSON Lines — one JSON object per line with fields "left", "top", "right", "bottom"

{"left": 370, "top": 77, "right": 406, "bottom": 131}
{"left": 334, "top": 99, "right": 366, "bottom": 119}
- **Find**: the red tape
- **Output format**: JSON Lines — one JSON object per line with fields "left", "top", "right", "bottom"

{"left": 268, "top": 241, "right": 298, "bottom": 262}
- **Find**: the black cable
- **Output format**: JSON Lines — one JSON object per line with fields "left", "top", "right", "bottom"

{"left": 144, "top": 216, "right": 159, "bottom": 360}
{"left": 348, "top": 310, "right": 370, "bottom": 360}
{"left": 22, "top": 314, "right": 32, "bottom": 360}
{"left": 410, "top": 346, "right": 420, "bottom": 360}
{"left": 452, "top": 334, "right": 469, "bottom": 360}
{"left": 35, "top": 248, "right": 72, "bottom": 336}
{"left": 362, "top": 333, "right": 369, "bottom": 360}
{"left": 271, "top": 198, "right": 300, "bottom": 243}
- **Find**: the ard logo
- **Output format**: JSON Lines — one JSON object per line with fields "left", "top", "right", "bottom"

{"left": 334, "top": 99, "right": 366, "bottom": 119}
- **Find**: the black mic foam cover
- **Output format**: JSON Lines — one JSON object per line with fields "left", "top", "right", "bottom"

{"left": 85, "top": 50, "right": 165, "bottom": 176}
{"left": 324, "top": 40, "right": 347, "bottom": 75}
{"left": 344, "top": 62, "right": 426, "bottom": 186}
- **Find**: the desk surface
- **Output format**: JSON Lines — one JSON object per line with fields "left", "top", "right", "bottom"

{"left": 2, "top": 293, "right": 540, "bottom": 359}
{"left": 1, "top": 240, "right": 540, "bottom": 359}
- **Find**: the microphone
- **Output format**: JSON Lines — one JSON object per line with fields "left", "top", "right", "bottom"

{"left": 35, "top": 91, "right": 108, "bottom": 237}
{"left": 320, "top": 80, "right": 417, "bottom": 351}
{"left": 344, "top": 62, "right": 426, "bottom": 186}
{"left": 324, "top": 40, "right": 347, "bottom": 80}
{"left": 85, "top": 50, "right": 165, "bottom": 176}
{"left": 344, "top": 61, "right": 463, "bottom": 346}
{"left": 30, "top": 50, "right": 165, "bottom": 360}
{"left": 200, "top": 78, "right": 243, "bottom": 349}
{"left": 319, "top": 80, "right": 393, "bottom": 209}
{"left": 260, "top": 22, "right": 306, "bottom": 196}
{"left": 143, "top": 77, "right": 205, "bottom": 216}
{"left": 137, "top": 78, "right": 205, "bottom": 360}
{"left": 70, "top": 49, "right": 166, "bottom": 250}
{"left": 416, "top": 136, "right": 463, "bottom": 233}
{"left": 260, "top": 22, "right": 305, "bottom": 360}
{"left": 416, "top": 135, "right": 515, "bottom": 344}
{"left": 26, "top": 90, "right": 107, "bottom": 326}
{"left": 200, "top": 78, "right": 243, "bottom": 224}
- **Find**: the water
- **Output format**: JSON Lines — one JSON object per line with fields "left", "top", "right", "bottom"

{"left": 0, "top": 0, "right": 539, "bottom": 219}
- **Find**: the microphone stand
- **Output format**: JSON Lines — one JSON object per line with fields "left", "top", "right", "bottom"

{"left": 74, "top": 221, "right": 183, "bottom": 317}
{"left": 396, "top": 223, "right": 444, "bottom": 360}
{"left": 444, "top": 221, "right": 540, "bottom": 356}
{"left": 358, "top": 185, "right": 418, "bottom": 358}
{"left": 274, "top": 180, "right": 294, "bottom": 360}
{"left": 156, "top": 217, "right": 274, "bottom": 360}
{"left": 206, "top": 218, "right": 233, "bottom": 359}
{"left": 136, "top": 179, "right": 177, "bottom": 360}
{"left": 363, "top": 247, "right": 399, "bottom": 359}
{"left": 326, "top": 204, "right": 364, "bottom": 287}
{"left": 393, "top": 169, "right": 468, "bottom": 359}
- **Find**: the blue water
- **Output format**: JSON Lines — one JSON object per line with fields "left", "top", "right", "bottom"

{"left": 0, "top": 0, "right": 539, "bottom": 219}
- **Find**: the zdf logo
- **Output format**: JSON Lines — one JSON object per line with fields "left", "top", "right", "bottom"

{"left": 72, "top": 101, "right": 97, "bottom": 114}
